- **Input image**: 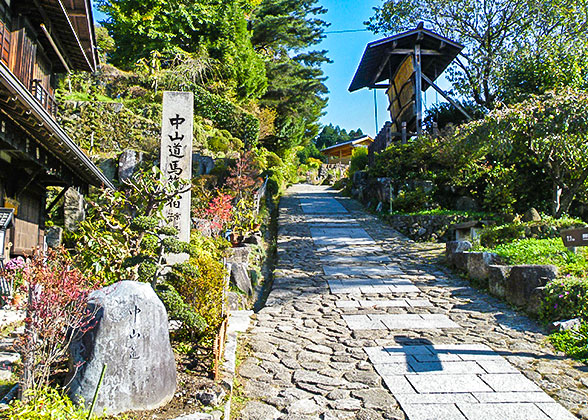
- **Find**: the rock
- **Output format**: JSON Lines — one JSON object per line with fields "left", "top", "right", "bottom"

{"left": 227, "top": 246, "right": 252, "bottom": 264}
{"left": 417, "top": 227, "right": 427, "bottom": 237}
{"left": 551, "top": 318, "right": 582, "bottom": 332}
{"left": 527, "top": 286, "right": 546, "bottom": 317}
{"left": 196, "top": 387, "right": 226, "bottom": 406}
{"left": 171, "top": 413, "right": 213, "bottom": 420}
{"left": 488, "top": 265, "right": 510, "bottom": 298}
{"left": 445, "top": 241, "right": 473, "bottom": 268}
{"left": 456, "top": 196, "right": 479, "bottom": 212}
{"left": 230, "top": 262, "right": 253, "bottom": 296}
{"left": 505, "top": 265, "right": 558, "bottom": 308}
{"left": 192, "top": 218, "right": 214, "bottom": 237}
{"left": 227, "top": 291, "right": 247, "bottom": 311}
{"left": 118, "top": 149, "right": 143, "bottom": 183}
{"left": 240, "top": 400, "right": 280, "bottom": 420}
{"left": 67, "top": 281, "right": 177, "bottom": 415}
{"left": 45, "top": 226, "right": 63, "bottom": 248}
{"left": 466, "top": 252, "right": 499, "bottom": 284}
{"left": 97, "top": 158, "right": 117, "bottom": 183}
{"left": 523, "top": 208, "right": 542, "bottom": 222}
{"left": 193, "top": 154, "right": 215, "bottom": 176}
{"left": 64, "top": 188, "right": 85, "bottom": 231}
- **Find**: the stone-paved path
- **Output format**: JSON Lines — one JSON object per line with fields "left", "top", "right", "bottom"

{"left": 235, "top": 185, "right": 588, "bottom": 420}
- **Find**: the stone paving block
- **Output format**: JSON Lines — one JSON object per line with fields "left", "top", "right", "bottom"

{"left": 364, "top": 347, "right": 406, "bottom": 364}
{"left": 342, "top": 315, "right": 386, "bottom": 330}
{"left": 390, "top": 284, "right": 421, "bottom": 293}
{"left": 335, "top": 301, "right": 360, "bottom": 308}
{"left": 381, "top": 374, "right": 417, "bottom": 394}
{"left": 300, "top": 198, "right": 348, "bottom": 214}
{"left": 385, "top": 346, "right": 435, "bottom": 356}
{"left": 377, "top": 314, "right": 461, "bottom": 330}
{"left": 359, "top": 299, "right": 409, "bottom": 307}
{"left": 535, "top": 402, "right": 579, "bottom": 420}
{"left": 407, "top": 360, "right": 485, "bottom": 375}
{"left": 395, "top": 393, "right": 477, "bottom": 405}
{"left": 373, "top": 362, "right": 414, "bottom": 376}
{"left": 480, "top": 373, "right": 542, "bottom": 392}
{"left": 472, "top": 392, "right": 554, "bottom": 403}
{"left": 406, "top": 374, "right": 493, "bottom": 393}
{"left": 408, "top": 353, "right": 462, "bottom": 363}
{"left": 323, "top": 266, "right": 402, "bottom": 277}
{"left": 476, "top": 358, "right": 519, "bottom": 374}
{"left": 402, "top": 403, "right": 467, "bottom": 420}
{"left": 457, "top": 402, "right": 550, "bottom": 420}
{"left": 406, "top": 299, "right": 434, "bottom": 307}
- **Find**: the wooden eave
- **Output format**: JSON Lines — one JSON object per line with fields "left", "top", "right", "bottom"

{"left": 16, "top": 0, "right": 98, "bottom": 72}
{"left": 0, "top": 60, "right": 113, "bottom": 188}
{"left": 349, "top": 27, "right": 463, "bottom": 92}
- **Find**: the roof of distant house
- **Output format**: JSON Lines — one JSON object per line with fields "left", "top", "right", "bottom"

{"left": 320, "top": 135, "right": 373, "bottom": 153}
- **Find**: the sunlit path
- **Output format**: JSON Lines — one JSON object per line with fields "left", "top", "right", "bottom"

{"left": 236, "top": 184, "right": 583, "bottom": 420}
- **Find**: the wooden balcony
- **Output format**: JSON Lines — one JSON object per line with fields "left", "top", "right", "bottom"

{"left": 30, "top": 79, "right": 57, "bottom": 118}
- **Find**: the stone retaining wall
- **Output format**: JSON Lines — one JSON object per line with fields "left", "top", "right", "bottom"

{"left": 446, "top": 241, "right": 558, "bottom": 317}
{"left": 386, "top": 214, "right": 474, "bottom": 242}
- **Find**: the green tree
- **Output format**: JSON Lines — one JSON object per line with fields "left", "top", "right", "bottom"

{"left": 99, "top": 0, "right": 266, "bottom": 101}
{"left": 456, "top": 88, "right": 588, "bottom": 217}
{"left": 252, "top": 0, "right": 330, "bottom": 155}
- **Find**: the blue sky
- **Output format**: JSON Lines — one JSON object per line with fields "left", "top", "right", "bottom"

{"left": 92, "top": 1, "right": 451, "bottom": 138}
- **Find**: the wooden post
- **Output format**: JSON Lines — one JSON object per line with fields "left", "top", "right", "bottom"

{"left": 413, "top": 43, "right": 423, "bottom": 137}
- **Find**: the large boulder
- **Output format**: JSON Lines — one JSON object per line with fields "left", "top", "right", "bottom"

{"left": 504, "top": 265, "right": 558, "bottom": 308}
{"left": 522, "top": 208, "right": 541, "bottom": 222}
{"left": 466, "top": 252, "right": 499, "bottom": 285}
{"left": 445, "top": 241, "right": 472, "bottom": 268}
{"left": 68, "top": 281, "right": 176, "bottom": 415}
{"left": 118, "top": 149, "right": 143, "bottom": 183}
{"left": 487, "top": 265, "right": 510, "bottom": 299}
{"left": 229, "top": 262, "right": 253, "bottom": 296}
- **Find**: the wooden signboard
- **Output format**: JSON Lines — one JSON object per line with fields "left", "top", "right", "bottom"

{"left": 387, "top": 55, "right": 415, "bottom": 133}
{"left": 561, "top": 228, "right": 588, "bottom": 248}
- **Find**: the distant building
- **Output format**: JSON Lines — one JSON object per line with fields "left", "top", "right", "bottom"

{"left": 0, "top": 0, "right": 113, "bottom": 257}
{"left": 320, "top": 135, "right": 373, "bottom": 164}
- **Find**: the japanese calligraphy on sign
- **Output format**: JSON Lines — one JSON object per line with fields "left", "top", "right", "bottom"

{"left": 160, "top": 92, "right": 193, "bottom": 256}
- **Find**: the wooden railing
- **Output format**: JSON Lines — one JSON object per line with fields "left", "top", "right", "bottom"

{"left": 30, "top": 79, "right": 57, "bottom": 118}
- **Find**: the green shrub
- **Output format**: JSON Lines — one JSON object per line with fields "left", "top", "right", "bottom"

{"left": 549, "top": 322, "right": 588, "bottom": 362}
{"left": 478, "top": 224, "right": 524, "bottom": 248}
{"left": 484, "top": 238, "right": 588, "bottom": 276}
{"left": 2, "top": 386, "right": 104, "bottom": 419}
{"left": 348, "top": 147, "right": 368, "bottom": 178}
{"left": 542, "top": 276, "right": 588, "bottom": 322}
{"left": 391, "top": 188, "right": 436, "bottom": 213}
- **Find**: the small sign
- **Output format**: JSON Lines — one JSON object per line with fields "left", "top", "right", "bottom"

{"left": 561, "top": 228, "right": 588, "bottom": 248}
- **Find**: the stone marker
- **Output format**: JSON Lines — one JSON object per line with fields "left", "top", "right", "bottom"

{"left": 160, "top": 91, "right": 193, "bottom": 263}
{"left": 68, "top": 281, "right": 177, "bottom": 415}
{"left": 64, "top": 187, "right": 85, "bottom": 231}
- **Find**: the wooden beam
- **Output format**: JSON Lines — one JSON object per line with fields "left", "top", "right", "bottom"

{"left": 413, "top": 44, "right": 423, "bottom": 137}
{"left": 421, "top": 73, "right": 473, "bottom": 120}
{"left": 45, "top": 186, "right": 68, "bottom": 215}
{"left": 368, "top": 84, "right": 389, "bottom": 89}
{"left": 370, "top": 52, "right": 392, "bottom": 85}
{"left": 389, "top": 49, "right": 443, "bottom": 56}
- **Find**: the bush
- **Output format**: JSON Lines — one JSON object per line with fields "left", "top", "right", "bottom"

{"left": 348, "top": 147, "right": 368, "bottom": 178}
{"left": 478, "top": 224, "right": 525, "bottom": 248}
{"left": 391, "top": 188, "right": 436, "bottom": 213}
{"left": 549, "top": 322, "right": 588, "bottom": 362}
{"left": 2, "top": 386, "right": 103, "bottom": 420}
{"left": 484, "top": 238, "right": 588, "bottom": 276}
{"left": 542, "top": 276, "right": 588, "bottom": 322}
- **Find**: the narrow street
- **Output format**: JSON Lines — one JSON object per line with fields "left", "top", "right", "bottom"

{"left": 235, "top": 184, "right": 587, "bottom": 420}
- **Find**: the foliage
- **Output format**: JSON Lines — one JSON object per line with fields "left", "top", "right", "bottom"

{"left": 98, "top": 0, "right": 267, "bottom": 101}
{"left": 297, "top": 142, "right": 324, "bottom": 164}
{"left": 95, "top": 25, "right": 115, "bottom": 63}
{"left": 457, "top": 88, "right": 588, "bottom": 217}
{"left": 5, "top": 249, "right": 101, "bottom": 397}
{"left": 478, "top": 224, "right": 524, "bottom": 248}
{"left": 366, "top": 0, "right": 588, "bottom": 109}
{"left": 226, "top": 152, "right": 262, "bottom": 199}
{"left": 542, "top": 276, "right": 588, "bottom": 322}
{"left": 74, "top": 167, "right": 189, "bottom": 286}
{"left": 549, "top": 323, "right": 588, "bottom": 363}
{"left": 348, "top": 147, "right": 368, "bottom": 179}
{"left": 391, "top": 188, "right": 437, "bottom": 213}
{"left": 1, "top": 386, "right": 104, "bottom": 420}
{"left": 163, "top": 234, "right": 229, "bottom": 340}
{"left": 252, "top": 0, "right": 330, "bottom": 155}
{"left": 481, "top": 238, "right": 588, "bottom": 277}
{"left": 424, "top": 101, "right": 486, "bottom": 131}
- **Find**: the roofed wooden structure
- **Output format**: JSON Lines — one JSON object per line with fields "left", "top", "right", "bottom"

{"left": 349, "top": 25, "right": 466, "bottom": 138}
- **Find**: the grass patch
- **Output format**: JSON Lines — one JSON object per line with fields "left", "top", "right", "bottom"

{"left": 61, "top": 92, "right": 119, "bottom": 102}
{"left": 550, "top": 323, "right": 588, "bottom": 362}
{"left": 389, "top": 208, "right": 494, "bottom": 218}
{"left": 479, "top": 238, "right": 588, "bottom": 276}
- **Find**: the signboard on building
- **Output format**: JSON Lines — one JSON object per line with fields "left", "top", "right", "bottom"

{"left": 160, "top": 91, "right": 193, "bottom": 249}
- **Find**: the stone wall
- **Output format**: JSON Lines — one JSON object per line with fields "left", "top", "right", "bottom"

{"left": 446, "top": 241, "right": 558, "bottom": 317}
{"left": 385, "top": 214, "right": 474, "bottom": 242}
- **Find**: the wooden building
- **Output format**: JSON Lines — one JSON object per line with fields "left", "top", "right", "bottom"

{"left": 320, "top": 135, "right": 373, "bottom": 164}
{"left": 0, "top": 0, "right": 113, "bottom": 257}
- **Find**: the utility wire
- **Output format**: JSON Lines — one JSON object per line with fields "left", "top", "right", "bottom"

{"left": 325, "top": 28, "right": 369, "bottom": 34}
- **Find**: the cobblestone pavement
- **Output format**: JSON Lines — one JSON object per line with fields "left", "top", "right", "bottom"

{"left": 235, "top": 185, "right": 588, "bottom": 420}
